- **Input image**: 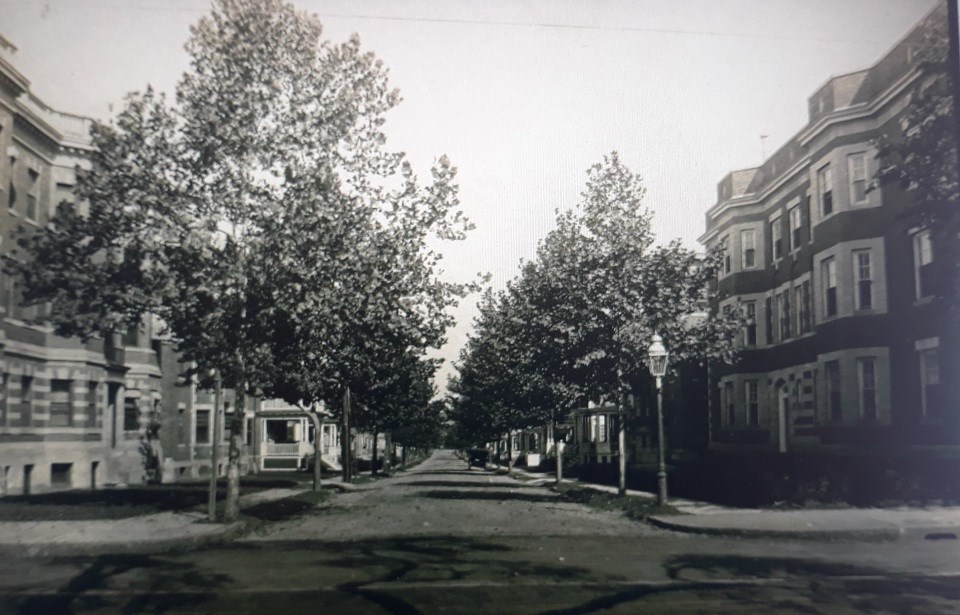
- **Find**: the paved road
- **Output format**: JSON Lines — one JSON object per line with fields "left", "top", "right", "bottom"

{"left": 2, "top": 449, "right": 959, "bottom": 614}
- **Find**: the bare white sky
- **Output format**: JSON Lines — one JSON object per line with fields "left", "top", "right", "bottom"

{"left": 0, "top": 0, "right": 938, "bottom": 389}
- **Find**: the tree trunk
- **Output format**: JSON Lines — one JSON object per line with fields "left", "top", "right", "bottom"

{"left": 341, "top": 388, "right": 351, "bottom": 482}
{"left": 224, "top": 382, "right": 244, "bottom": 522}
{"left": 556, "top": 440, "right": 564, "bottom": 486}
{"left": 617, "top": 368, "right": 629, "bottom": 497}
{"left": 371, "top": 431, "right": 379, "bottom": 476}
{"left": 298, "top": 403, "right": 323, "bottom": 492}
{"left": 207, "top": 370, "right": 222, "bottom": 522}
{"left": 401, "top": 444, "right": 407, "bottom": 468}
{"left": 507, "top": 431, "right": 514, "bottom": 473}
{"left": 383, "top": 432, "right": 393, "bottom": 474}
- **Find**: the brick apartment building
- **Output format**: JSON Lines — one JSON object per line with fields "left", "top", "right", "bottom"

{"left": 0, "top": 35, "right": 258, "bottom": 493}
{"left": 699, "top": 2, "right": 957, "bottom": 455}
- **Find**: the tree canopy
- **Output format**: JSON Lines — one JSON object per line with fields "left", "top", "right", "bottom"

{"left": 12, "top": 0, "right": 475, "bottom": 518}
{"left": 450, "top": 152, "right": 740, "bottom": 453}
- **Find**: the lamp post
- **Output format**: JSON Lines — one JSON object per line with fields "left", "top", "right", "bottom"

{"left": 647, "top": 334, "right": 669, "bottom": 506}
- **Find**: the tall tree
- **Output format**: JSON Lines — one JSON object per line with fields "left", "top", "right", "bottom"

{"left": 450, "top": 153, "right": 740, "bottom": 492}
{"left": 13, "top": 0, "right": 474, "bottom": 518}
{"left": 874, "top": 3, "right": 959, "bottom": 427}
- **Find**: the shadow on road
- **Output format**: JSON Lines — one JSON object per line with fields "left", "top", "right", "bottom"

{"left": 400, "top": 480, "right": 542, "bottom": 490}
{"left": 663, "top": 553, "right": 886, "bottom": 581}
{"left": 9, "top": 553, "right": 231, "bottom": 615}
{"left": 413, "top": 489, "right": 561, "bottom": 503}
{"left": 409, "top": 469, "right": 485, "bottom": 477}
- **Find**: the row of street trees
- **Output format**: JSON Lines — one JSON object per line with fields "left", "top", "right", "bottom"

{"left": 11, "top": 0, "right": 468, "bottom": 520}
{"left": 449, "top": 153, "right": 742, "bottom": 493}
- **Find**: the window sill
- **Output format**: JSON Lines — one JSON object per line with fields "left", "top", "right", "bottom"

{"left": 913, "top": 296, "right": 935, "bottom": 307}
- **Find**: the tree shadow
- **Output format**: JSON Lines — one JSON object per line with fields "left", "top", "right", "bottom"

{"left": 842, "top": 576, "right": 960, "bottom": 615}
{"left": 662, "top": 554, "right": 887, "bottom": 581}
{"left": 398, "top": 480, "right": 541, "bottom": 489}
{"left": 411, "top": 469, "right": 485, "bottom": 477}
{"left": 413, "top": 489, "right": 561, "bottom": 503}
{"left": 12, "top": 553, "right": 232, "bottom": 615}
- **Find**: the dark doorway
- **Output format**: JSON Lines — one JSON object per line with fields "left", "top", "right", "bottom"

{"left": 23, "top": 464, "right": 33, "bottom": 495}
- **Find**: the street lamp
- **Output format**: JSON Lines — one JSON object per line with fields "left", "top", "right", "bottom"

{"left": 647, "top": 334, "right": 669, "bottom": 506}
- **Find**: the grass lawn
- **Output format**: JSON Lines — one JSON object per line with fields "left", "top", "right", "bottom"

{"left": 0, "top": 473, "right": 325, "bottom": 522}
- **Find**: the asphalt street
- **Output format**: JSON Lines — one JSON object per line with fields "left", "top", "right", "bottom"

{"left": 1, "top": 450, "right": 959, "bottom": 614}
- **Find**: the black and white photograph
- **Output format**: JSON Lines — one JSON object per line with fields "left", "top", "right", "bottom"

{"left": 0, "top": 0, "right": 958, "bottom": 613}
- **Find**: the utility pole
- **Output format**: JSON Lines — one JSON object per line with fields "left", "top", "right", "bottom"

{"left": 207, "top": 370, "right": 222, "bottom": 522}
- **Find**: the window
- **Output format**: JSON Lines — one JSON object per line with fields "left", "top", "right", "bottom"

{"left": 745, "top": 381, "right": 759, "bottom": 426}
{"left": 721, "top": 236, "right": 731, "bottom": 274}
{"left": 793, "top": 285, "right": 803, "bottom": 336}
{"left": 743, "top": 301, "right": 757, "bottom": 346}
{"left": 724, "top": 381, "right": 735, "bottom": 426}
{"left": 854, "top": 250, "right": 873, "bottom": 310}
{"left": 7, "top": 156, "right": 15, "bottom": 211}
{"left": 822, "top": 257, "right": 837, "bottom": 317}
{"left": 122, "top": 323, "right": 139, "bottom": 347}
{"left": 597, "top": 415, "right": 607, "bottom": 442}
{"left": 920, "top": 348, "right": 940, "bottom": 418}
{"left": 771, "top": 218, "right": 783, "bottom": 261}
{"left": 0, "top": 374, "right": 6, "bottom": 426}
{"left": 765, "top": 297, "right": 774, "bottom": 343}
{"left": 123, "top": 396, "right": 139, "bottom": 431}
{"left": 818, "top": 164, "right": 833, "bottom": 216}
{"left": 50, "top": 463, "right": 73, "bottom": 488}
{"left": 87, "top": 382, "right": 99, "bottom": 427}
{"left": 913, "top": 230, "right": 934, "bottom": 299}
{"left": 19, "top": 375, "right": 33, "bottom": 427}
{"left": 848, "top": 152, "right": 867, "bottom": 203}
{"left": 245, "top": 417, "right": 254, "bottom": 447}
{"left": 825, "top": 360, "right": 842, "bottom": 422}
{"left": 25, "top": 169, "right": 39, "bottom": 221}
{"left": 196, "top": 409, "right": 211, "bottom": 443}
{"left": 50, "top": 380, "right": 72, "bottom": 427}
{"left": 798, "top": 281, "right": 812, "bottom": 334}
{"left": 857, "top": 358, "right": 877, "bottom": 420}
{"left": 741, "top": 229, "right": 756, "bottom": 269}
{"left": 777, "top": 290, "right": 791, "bottom": 339}
{"left": 789, "top": 206, "right": 801, "bottom": 251}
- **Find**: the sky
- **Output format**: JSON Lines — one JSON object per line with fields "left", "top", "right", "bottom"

{"left": 0, "top": 0, "right": 939, "bottom": 390}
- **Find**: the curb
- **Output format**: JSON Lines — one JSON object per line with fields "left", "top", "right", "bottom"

{"left": 647, "top": 514, "right": 901, "bottom": 541}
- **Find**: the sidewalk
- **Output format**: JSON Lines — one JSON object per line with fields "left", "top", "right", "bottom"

{"left": 648, "top": 506, "right": 960, "bottom": 540}
{"left": 504, "top": 464, "right": 960, "bottom": 540}
{"left": 0, "top": 485, "right": 309, "bottom": 557}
